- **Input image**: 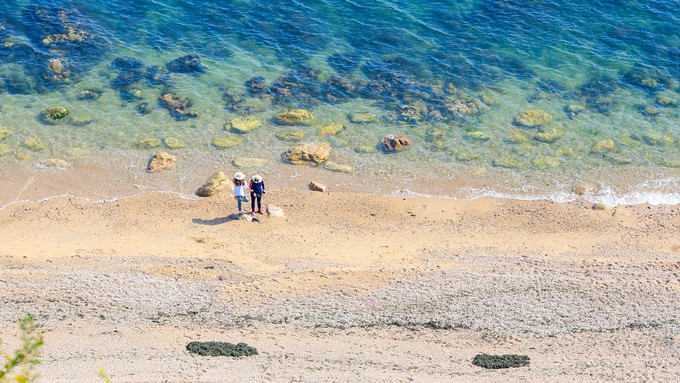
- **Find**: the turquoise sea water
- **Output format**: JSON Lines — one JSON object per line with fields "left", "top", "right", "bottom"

{"left": 0, "top": 0, "right": 679, "bottom": 204}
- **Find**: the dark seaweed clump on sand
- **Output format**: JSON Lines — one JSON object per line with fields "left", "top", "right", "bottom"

{"left": 472, "top": 353, "right": 530, "bottom": 369}
{"left": 186, "top": 341, "right": 258, "bottom": 357}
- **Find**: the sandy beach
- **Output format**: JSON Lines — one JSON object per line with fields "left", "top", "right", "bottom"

{"left": 1, "top": 189, "right": 679, "bottom": 382}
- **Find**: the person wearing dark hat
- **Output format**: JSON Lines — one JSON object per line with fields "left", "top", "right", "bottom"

{"left": 249, "top": 174, "right": 265, "bottom": 214}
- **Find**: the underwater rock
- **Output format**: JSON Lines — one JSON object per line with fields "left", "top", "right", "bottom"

{"left": 212, "top": 136, "right": 243, "bottom": 149}
{"left": 159, "top": 91, "right": 199, "bottom": 120}
{"left": 382, "top": 135, "right": 411, "bottom": 152}
{"left": 111, "top": 70, "right": 143, "bottom": 90}
{"left": 282, "top": 143, "right": 331, "bottom": 164}
{"left": 492, "top": 157, "right": 520, "bottom": 169}
{"left": 586, "top": 97, "right": 615, "bottom": 115}
{"left": 556, "top": 146, "right": 574, "bottom": 157}
{"left": 504, "top": 131, "right": 529, "bottom": 144}
{"left": 245, "top": 76, "right": 267, "bottom": 95}
{"left": 40, "top": 105, "right": 70, "bottom": 124}
{"left": 309, "top": 181, "right": 326, "bottom": 192}
{"left": 22, "top": 138, "right": 46, "bottom": 151}
{"left": 424, "top": 129, "right": 447, "bottom": 152}
{"left": 4, "top": 73, "right": 32, "bottom": 94}
{"left": 655, "top": 96, "right": 677, "bottom": 108}
{"left": 232, "top": 157, "right": 269, "bottom": 168}
{"left": 513, "top": 110, "right": 552, "bottom": 128}
{"left": 579, "top": 77, "right": 617, "bottom": 99}
{"left": 111, "top": 56, "right": 144, "bottom": 71}
{"left": 77, "top": 88, "right": 102, "bottom": 101}
{"left": 564, "top": 104, "right": 585, "bottom": 118}
{"left": 445, "top": 99, "right": 479, "bottom": 117}
{"left": 532, "top": 155, "right": 559, "bottom": 169}
{"left": 632, "top": 133, "right": 674, "bottom": 147}
{"left": 318, "top": 123, "right": 344, "bottom": 137}
{"left": 163, "top": 137, "right": 185, "bottom": 149}
{"left": 323, "top": 161, "right": 353, "bottom": 174}
{"left": 637, "top": 104, "right": 660, "bottom": 117}
{"left": 623, "top": 69, "right": 669, "bottom": 92}
{"left": 136, "top": 102, "right": 152, "bottom": 115}
{"left": 275, "top": 131, "right": 305, "bottom": 142}
{"left": 464, "top": 131, "right": 492, "bottom": 142}
{"left": 607, "top": 155, "right": 632, "bottom": 165}
{"left": 196, "top": 172, "right": 228, "bottom": 197}
{"left": 348, "top": 113, "right": 378, "bottom": 124}
{"left": 137, "top": 138, "right": 161, "bottom": 149}
{"left": 119, "top": 88, "right": 143, "bottom": 102}
{"left": 275, "top": 109, "right": 316, "bottom": 125}
{"left": 0, "top": 143, "right": 11, "bottom": 156}
{"left": 0, "top": 128, "right": 13, "bottom": 141}
{"left": 147, "top": 152, "right": 177, "bottom": 172}
{"left": 536, "top": 79, "right": 567, "bottom": 94}
{"left": 227, "top": 117, "right": 261, "bottom": 134}
{"left": 145, "top": 66, "right": 172, "bottom": 86}
{"left": 166, "top": 54, "right": 206, "bottom": 74}
{"left": 43, "top": 58, "right": 71, "bottom": 84}
{"left": 591, "top": 139, "right": 615, "bottom": 154}
{"left": 327, "top": 75, "right": 358, "bottom": 94}
{"left": 397, "top": 102, "right": 427, "bottom": 123}
{"left": 534, "top": 127, "right": 563, "bottom": 143}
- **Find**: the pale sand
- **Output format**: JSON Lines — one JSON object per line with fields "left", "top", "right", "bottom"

{"left": 1, "top": 190, "right": 679, "bottom": 382}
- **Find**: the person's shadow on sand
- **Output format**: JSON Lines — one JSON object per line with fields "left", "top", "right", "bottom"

{"left": 192, "top": 217, "right": 232, "bottom": 226}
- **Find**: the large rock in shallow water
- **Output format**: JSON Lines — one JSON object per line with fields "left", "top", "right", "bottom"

{"left": 282, "top": 143, "right": 331, "bottom": 164}
{"left": 275, "top": 109, "right": 316, "bottom": 125}
{"left": 40, "top": 106, "right": 70, "bottom": 124}
{"left": 0, "top": 129, "right": 13, "bottom": 141}
{"left": 196, "top": 172, "right": 228, "bottom": 197}
{"left": 166, "top": 54, "right": 206, "bottom": 74}
{"left": 147, "top": 152, "right": 177, "bottom": 172}
{"left": 159, "top": 91, "right": 199, "bottom": 120}
{"left": 227, "top": 117, "right": 261, "bottom": 134}
{"left": 513, "top": 110, "right": 553, "bottom": 128}
{"left": 382, "top": 135, "right": 412, "bottom": 152}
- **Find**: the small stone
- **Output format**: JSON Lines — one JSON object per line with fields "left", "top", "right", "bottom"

{"left": 212, "top": 136, "right": 243, "bottom": 149}
{"left": 573, "top": 184, "right": 596, "bottom": 196}
{"left": 318, "top": 123, "right": 344, "bottom": 137}
{"left": 196, "top": 172, "right": 228, "bottom": 197}
{"left": 0, "top": 143, "right": 11, "bottom": 156}
{"left": 275, "top": 109, "right": 316, "bottom": 125}
{"left": 227, "top": 117, "right": 261, "bottom": 134}
{"left": 163, "top": 137, "right": 186, "bottom": 149}
{"left": 446, "top": 99, "right": 479, "bottom": 116}
{"left": 513, "top": 110, "right": 553, "bottom": 128}
{"left": 638, "top": 105, "right": 660, "bottom": 116}
{"left": 228, "top": 212, "right": 253, "bottom": 222}
{"left": 15, "top": 152, "right": 31, "bottom": 161}
{"left": 592, "top": 139, "right": 615, "bottom": 154}
{"left": 40, "top": 158, "right": 70, "bottom": 168}
{"left": 382, "top": 135, "right": 412, "bottom": 152}
{"left": 309, "top": 181, "right": 326, "bottom": 192}
{"left": 275, "top": 131, "right": 305, "bottom": 142}
{"left": 556, "top": 146, "right": 574, "bottom": 157}
{"left": 266, "top": 204, "right": 285, "bottom": 218}
{"left": 564, "top": 104, "right": 585, "bottom": 118}
{"left": 45, "top": 106, "right": 70, "bottom": 120}
{"left": 282, "top": 143, "right": 331, "bottom": 164}
{"left": 608, "top": 155, "right": 633, "bottom": 165}
{"left": 137, "top": 138, "right": 161, "bottom": 149}
{"left": 592, "top": 203, "right": 612, "bottom": 211}
{"left": 348, "top": 113, "right": 378, "bottom": 124}
{"left": 22, "top": 138, "right": 46, "bottom": 151}
{"left": 655, "top": 96, "right": 677, "bottom": 108}
{"left": 77, "top": 89, "right": 102, "bottom": 101}
{"left": 464, "top": 131, "right": 492, "bottom": 142}
{"left": 0, "top": 129, "right": 14, "bottom": 141}
{"left": 147, "top": 152, "right": 177, "bottom": 172}
{"left": 323, "top": 161, "right": 353, "bottom": 174}
{"left": 233, "top": 157, "right": 269, "bottom": 168}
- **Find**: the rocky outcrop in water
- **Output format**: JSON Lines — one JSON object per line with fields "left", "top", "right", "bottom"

{"left": 159, "top": 91, "right": 199, "bottom": 120}
{"left": 282, "top": 143, "right": 330, "bottom": 164}
{"left": 382, "top": 135, "right": 411, "bottom": 152}
{"left": 147, "top": 152, "right": 177, "bottom": 172}
{"left": 275, "top": 109, "right": 316, "bottom": 125}
{"left": 166, "top": 54, "right": 206, "bottom": 74}
{"left": 513, "top": 110, "right": 553, "bottom": 128}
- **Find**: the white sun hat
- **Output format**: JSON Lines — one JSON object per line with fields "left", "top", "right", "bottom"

{"left": 234, "top": 172, "right": 245, "bottom": 180}
{"left": 252, "top": 174, "right": 262, "bottom": 183}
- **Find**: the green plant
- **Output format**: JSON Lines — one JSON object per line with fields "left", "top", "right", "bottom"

{"left": 0, "top": 315, "right": 44, "bottom": 383}
{"left": 472, "top": 353, "right": 530, "bottom": 369}
{"left": 97, "top": 367, "right": 112, "bottom": 383}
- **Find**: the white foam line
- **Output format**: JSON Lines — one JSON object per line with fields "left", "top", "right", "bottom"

{"left": 0, "top": 190, "right": 200, "bottom": 211}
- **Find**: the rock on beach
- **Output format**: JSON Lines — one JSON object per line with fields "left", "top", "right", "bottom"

{"left": 309, "top": 181, "right": 326, "bottom": 192}
{"left": 196, "top": 172, "right": 228, "bottom": 197}
{"left": 147, "top": 152, "right": 177, "bottom": 172}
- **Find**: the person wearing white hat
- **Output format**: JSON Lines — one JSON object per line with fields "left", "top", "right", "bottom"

{"left": 249, "top": 174, "right": 266, "bottom": 214}
{"left": 232, "top": 172, "right": 248, "bottom": 214}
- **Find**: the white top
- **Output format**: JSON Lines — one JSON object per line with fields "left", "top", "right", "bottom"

{"left": 234, "top": 184, "right": 247, "bottom": 197}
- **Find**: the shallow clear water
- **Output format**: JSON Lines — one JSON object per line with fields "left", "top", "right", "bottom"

{"left": 0, "top": 0, "right": 679, "bottom": 204}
